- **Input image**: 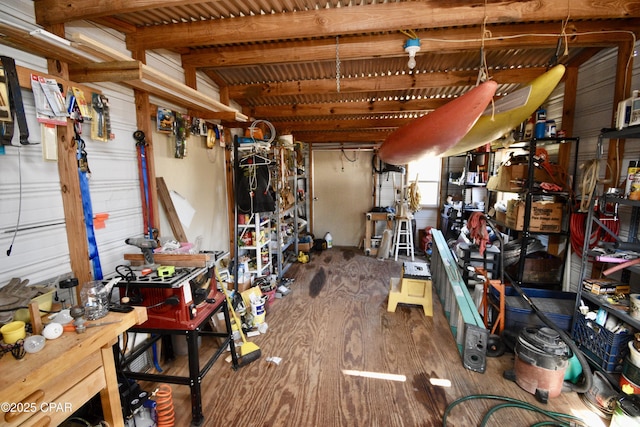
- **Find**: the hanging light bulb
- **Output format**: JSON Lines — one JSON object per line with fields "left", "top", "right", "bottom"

{"left": 404, "top": 38, "right": 421, "bottom": 70}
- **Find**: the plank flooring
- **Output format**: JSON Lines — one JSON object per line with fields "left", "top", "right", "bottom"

{"left": 142, "top": 247, "right": 609, "bottom": 427}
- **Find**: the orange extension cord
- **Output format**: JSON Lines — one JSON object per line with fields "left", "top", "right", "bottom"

{"left": 570, "top": 207, "right": 619, "bottom": 258}
{"left": 154, "top": 384, "right": 175, "bottom": 427}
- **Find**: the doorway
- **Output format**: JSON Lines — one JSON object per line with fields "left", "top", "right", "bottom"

{"left": 312, "top": 150, "right": 374, "bottom": 246}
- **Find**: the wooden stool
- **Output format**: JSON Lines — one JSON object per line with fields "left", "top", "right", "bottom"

{"left": 392, "top": 217, "right": 414, "bottom": 261}
{"left": 387, "top": 261, "right": 432, "bottom": 316}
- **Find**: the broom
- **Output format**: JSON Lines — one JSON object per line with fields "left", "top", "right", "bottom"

{"left": 214, "top": 268, "right": 261, "bottom": 366}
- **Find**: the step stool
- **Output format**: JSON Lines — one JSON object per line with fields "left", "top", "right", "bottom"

{"left": 387, "top": 261, "right": 432, "bottom": 316}
{"left": 392, "top": 217, "right": 414, "bottom": 261}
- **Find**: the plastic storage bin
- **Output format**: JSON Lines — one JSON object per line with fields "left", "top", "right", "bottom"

{"left": 456, "top": 242, "right": 500, "bottom": 286}
{"left": 572, "top": 312, "right": 634, "bottom": 372}
{"left": 490, "top": 287, "right": 575, "bottom": 332}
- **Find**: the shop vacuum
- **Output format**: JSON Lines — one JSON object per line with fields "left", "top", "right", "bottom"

{"left": 504, "top": 327, "right": 571, "bottom": 403}
{"left": 501, "top": 281, "right": 594, "bottom": 405}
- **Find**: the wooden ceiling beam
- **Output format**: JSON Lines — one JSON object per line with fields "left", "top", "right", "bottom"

{"left": 225, "top": 68, "right": 543, "bottom": 100}
{"left": 69, "top": 60, "right": 143, "bottom": 82}
{"left": 249, "top": 98, "right": 444, "bottom": 118}
{"left": 34, "top": 0, "right": 218, "bottom": 26}
{"left": 183, "top": 20, "right": 639, "bottom": 68}
{"left": 291, "top": 130, "right": 392, "bottom": 144}
{"left": 121, "top": 1, "right": 640, "bottom": 51}
{"left": 272, "top": 117, "right": 415, "bottom": 133}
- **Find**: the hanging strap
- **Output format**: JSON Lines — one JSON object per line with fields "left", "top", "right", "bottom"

{"left": 133, "top": 130, "right": 154, "bottom": 239}
{"left": 76, "top": 131, "right": 103, "bottom": 280}
{"left": 0, "top": 56, "right": 30, "bottom": 145}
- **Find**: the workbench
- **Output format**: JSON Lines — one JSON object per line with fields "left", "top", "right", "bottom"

{"left": 0, "top": 306, "right": 147, "bottom": 426}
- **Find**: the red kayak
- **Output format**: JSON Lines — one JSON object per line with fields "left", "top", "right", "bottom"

{"left": 377, "top": 80, "right": 498, "bottom": 165}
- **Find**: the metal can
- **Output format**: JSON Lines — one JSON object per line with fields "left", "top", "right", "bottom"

{"left": 544, "top": 120, "right": 556, "bottom": 137}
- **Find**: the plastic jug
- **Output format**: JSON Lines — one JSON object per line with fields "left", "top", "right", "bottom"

{"left": 324, "top": 232, "right": 333, "bottom": 249}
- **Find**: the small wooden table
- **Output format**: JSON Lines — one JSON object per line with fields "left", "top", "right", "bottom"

{"left": 0, "top": 307, "right": 147, "bottom": 426}
{"left": 364, "top": 211, "right": 394, "bottom": 256}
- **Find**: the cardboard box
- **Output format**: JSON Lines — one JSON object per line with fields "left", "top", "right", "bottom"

{"left": 487, "top": 164, "right": 558, "bottom": 192}
{"left": 505, "top": 199, "right": 563, "bottom": 232}
{"left": 583, "top": 278, "right": 631, "bottom": 295}
{"left": 495, "top": 210, "right": 507, "bottom": 225}
{"left": 506, "top": 252, "right": 564, "bottom": 283}
{"left": 298, "top": 242, "right": 311, "bottom": 252}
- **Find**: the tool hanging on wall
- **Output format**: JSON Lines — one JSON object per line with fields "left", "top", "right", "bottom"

{"left": 0, "top": 56, "right": 30, "bottom": 145}
{"left": 174, "top": 112, "right": 187, "bottom": 158}
{"left": 74, "top": 117, "right": 103, "bottom": 280}
{"left": 91, "top": 93, "right": 111, "bottom": 141}
{"left": 133, "top": 130, "right": 155, "bottom": 240}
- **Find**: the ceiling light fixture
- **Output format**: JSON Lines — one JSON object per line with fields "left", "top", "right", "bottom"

{"left": 404, "top": 38, "right": 421, "bottom": 70}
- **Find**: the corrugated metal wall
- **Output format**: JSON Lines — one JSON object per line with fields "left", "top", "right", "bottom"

{"left": 0, "top": 1, "right": 238, "bottom": 289}
{"left": 0, "top": 60, "right": 142, "bottom": 287}
{"left": 568, "top": 44, "right": 640, "bottom": 291}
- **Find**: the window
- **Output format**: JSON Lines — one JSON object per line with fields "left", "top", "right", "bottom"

{"left": 407, "top": 156, "right": 441, "bottom": 207}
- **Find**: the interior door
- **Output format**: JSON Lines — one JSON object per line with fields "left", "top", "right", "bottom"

{"left": 312, "top": 150, "right": 374, "bottom": 247}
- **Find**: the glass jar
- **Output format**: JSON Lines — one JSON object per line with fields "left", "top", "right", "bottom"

{"left": 80, "top": 280, "right": 109, "bottom": 320}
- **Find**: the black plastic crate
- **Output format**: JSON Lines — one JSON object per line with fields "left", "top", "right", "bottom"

{"left": 572, "top": 312, "right": 634, "bottom": 372}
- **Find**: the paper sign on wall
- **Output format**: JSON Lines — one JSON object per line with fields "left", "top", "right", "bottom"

{"left": 169, "top": 190, "right": 195, "bottom": 227}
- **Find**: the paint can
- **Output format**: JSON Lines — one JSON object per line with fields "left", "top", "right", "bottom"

{"left": 631, "top": 294, "right": 640, "bottom": 320}
{"left": 544, "top": 120, "right": 556, "bottom": 137}
{"left": 626, "top": 161, "right": 640, "bottom": 198}
{"left": 631, "top": 173, "right": 640, "bottom": 201}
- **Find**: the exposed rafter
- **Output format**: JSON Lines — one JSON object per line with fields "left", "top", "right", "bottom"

{"left": 26, "top": 0, "right": 640, "bottom": 147}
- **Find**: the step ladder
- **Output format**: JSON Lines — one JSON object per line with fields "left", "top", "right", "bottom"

{"left": 392, "top": 217, "right": 414, "bottom": 261}
{"left": 387, "top": 261, "right": 432, "bottom": 316}
{"left": 430, "top": 229, "right": 488, "bottom": 373}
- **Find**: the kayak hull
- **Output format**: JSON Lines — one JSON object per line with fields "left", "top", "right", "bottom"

{"left": 378, "top": 80, "right": 498, "bottom": 165}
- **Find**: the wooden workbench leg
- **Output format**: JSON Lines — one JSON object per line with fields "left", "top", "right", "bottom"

{"left": 100, "top": 344, "right": 125, "bottom": 426}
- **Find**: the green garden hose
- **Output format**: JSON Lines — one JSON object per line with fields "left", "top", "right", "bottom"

{"left": 443, "top": 394, "right": 587, "bottom": 427}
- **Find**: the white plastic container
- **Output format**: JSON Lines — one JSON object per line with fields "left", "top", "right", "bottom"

{"left": 324, "top": 232, "right": 333, "bottom": 248}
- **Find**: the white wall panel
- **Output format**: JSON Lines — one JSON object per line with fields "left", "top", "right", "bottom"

{"left": 0, "top": 4, "right": 146, "bottom": 285}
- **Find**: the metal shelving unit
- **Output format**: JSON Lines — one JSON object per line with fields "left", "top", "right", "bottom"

{"left": 442, "top": 151, "right": 492, "bottom": 239}
{"left": 237, "top": 213, "right": 272, "bottom": 276}
{"left": 272, "top": 142, "right": 303, "bottom": 279}
{"left": 489, "top": 137, "right": 578, "bottom": 290}
{"left": 572, "top": 127, "right": 640, "bottom": 373}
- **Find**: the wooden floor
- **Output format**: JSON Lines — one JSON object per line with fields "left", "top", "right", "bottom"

{"left": 145, "top": 247, "right": 608, "bottom": 427}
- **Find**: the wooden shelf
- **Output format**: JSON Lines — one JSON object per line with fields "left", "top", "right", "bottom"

{"left": 0, "top": 23, "right": 246, "bottom": 122}
{"left": 67, "top": 33, "right": 248, "bottom": 122}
